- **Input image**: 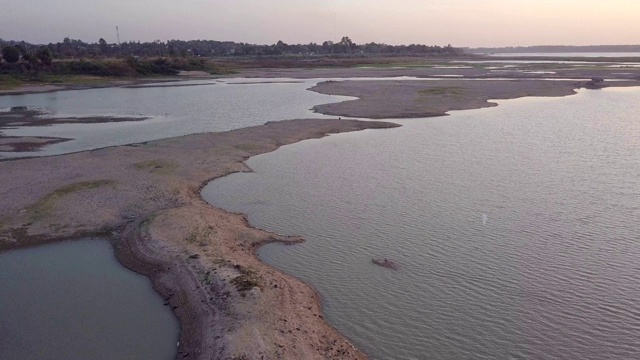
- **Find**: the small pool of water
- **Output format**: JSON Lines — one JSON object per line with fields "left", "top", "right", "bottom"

{"left": 0, "top": 238, "right": 179, "bottom": 360}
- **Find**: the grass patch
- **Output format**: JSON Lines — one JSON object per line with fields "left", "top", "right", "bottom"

{"left": 235, "top": 143, "right": 262, "bottom": 152}
{"left": 139, "top": 213, "right": 157, "bottom": 233}
{"left": 418, "top": 87, "right": 463, "bottom": 96}
{"left": 230, "top": 265, "right": 261, "bottom": 293}
{"left": 0, "top": 75, "right": 23, "bottom": 90}
{"left": 185, "top": 226, "right": 215, "bottom": 246}
{"left": 203, "top": 270, "right": 213, "bottom": 285}
{"left": 27, "top": 180, "right": 116, "bottom": 222}
{"left": 133, "top": 159, "right": 178, "bottom": 175}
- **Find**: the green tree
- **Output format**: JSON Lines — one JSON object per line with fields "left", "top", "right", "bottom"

{"left": 2, "top": 46, "right": 20, "bottom": 63}
{"left": 36, "top": 47, "right": 53, "bottom": 66}
{"left": 99, "top": 38, "right": 108, "bottom": 55}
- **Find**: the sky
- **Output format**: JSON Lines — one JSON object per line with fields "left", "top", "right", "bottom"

{"left": 2, "top": 0, "right": 640, "bottom": 47}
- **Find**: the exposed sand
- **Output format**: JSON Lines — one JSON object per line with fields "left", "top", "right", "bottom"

{"left": 2, "top": 72, "right": 639, "bottom": 359}
{"left": 310, "top": 79, "right": 628, "bottom": 119}
{"left": 0, "top": 136, "right": 71, "bottom": 152}
{"left": 239, "top": 63, "right": 640, "bottom": 81}
{"left": 0, "top": 78, "right": 179, "bottom": 96}
{"left": 0, "top": 119, "right": 399, "bottom": 359}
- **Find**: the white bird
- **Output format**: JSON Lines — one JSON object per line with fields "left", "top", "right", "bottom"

{"left": 482, "top": 214, "right": 488, "bottom": 225}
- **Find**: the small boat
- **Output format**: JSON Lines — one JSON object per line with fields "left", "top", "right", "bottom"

{"left": 372, "top": 258, "right": 398, "bottom": 270}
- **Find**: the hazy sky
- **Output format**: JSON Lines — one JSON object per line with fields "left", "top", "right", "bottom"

{"left": 2, "top": 0, "right": 639, "bottom": 47}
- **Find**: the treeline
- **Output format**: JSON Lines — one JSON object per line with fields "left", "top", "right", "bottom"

{"left": 1, "top": 36, "right": 462, "bottom": 59}
{"left": 467, "top": 45, "right": 640, "bottom": 54}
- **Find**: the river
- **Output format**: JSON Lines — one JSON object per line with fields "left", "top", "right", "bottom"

{"left": 203, "top": 87, "right": 640, "bottom": 359}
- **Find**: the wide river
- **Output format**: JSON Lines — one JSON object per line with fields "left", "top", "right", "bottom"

{"left": 203, "top": 87, "right": 640, "bottom": 359}
{"left": 0, "top": 238, "right": 179, "bottom": 360}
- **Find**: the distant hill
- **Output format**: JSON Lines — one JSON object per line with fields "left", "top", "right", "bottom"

{"left": 465, "top": 45, "right": 640, "bottom": 54}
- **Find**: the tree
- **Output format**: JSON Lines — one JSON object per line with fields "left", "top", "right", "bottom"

{"left": 36, "top": 47, "right": 53, "bottom": 66}
{"left": 2, "top": 46, "right": 20, "bottom": 63}
{"left": 99, "top": 38, "right": 108, "bottom": 55}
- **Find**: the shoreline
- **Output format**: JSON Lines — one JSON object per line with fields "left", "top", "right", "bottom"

{"left": 0, "top": 118, "right": 398, "bottom": 359}
{"left": 2, "top": 74, "right": 640, "bottom": 359}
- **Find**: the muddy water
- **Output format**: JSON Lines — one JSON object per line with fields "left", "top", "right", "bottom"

{"left": 0, "top": 238, "right": 179, "bottom": 360}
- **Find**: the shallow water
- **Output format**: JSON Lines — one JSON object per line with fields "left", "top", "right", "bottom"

{"left": 0, "top": 76, "right": 441, "bottom": 159}
{"left": 0, "top": 78, "right": 355, "bottom": 158}
{"left": 0, "top": 76, "right": 595, "bottom": 159}
{"left": 0, "top": 239, "right": 179, "bottom": 360}
{"left": 203, "top": 87, "right": 640, "bottom": 359}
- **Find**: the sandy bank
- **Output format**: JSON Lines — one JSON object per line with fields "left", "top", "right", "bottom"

{"left": 0, "top": 136, "right": 71, "bottom": 152}
{"left": 310, "top": 79, "right": 640, "bottom": 119}
{"left": 0, "top": 118, "right": 399, "bottom": 359}
{"left": 0, "top": 78, "right": 181, "bottom": 96}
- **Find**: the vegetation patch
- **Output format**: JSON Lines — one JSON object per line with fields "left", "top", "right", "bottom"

{"left": 0, "top": 75, "right": 23, "bottom": 90}
{"left": 133, "top": 159, "right": 178, "bottom": 175}
{"left": 27, "top": 180, "right": 116, "bottom": 222}
{"left": 202, "top": 270, "right": 213, "bottom": 285}
{"left": 234, "top": 143, "right": 263, "bottom": 152}
{"left": 184, "top": 226, "right": 216, "bottom": 247}
{"left": 418, "top": 87, "right": 463, "bottom": 96}
{"left": 138, "top": 213, "right": 157, "bottom": 233}
{"left": 230, "top": 265, "right": 261, "bottom": 293}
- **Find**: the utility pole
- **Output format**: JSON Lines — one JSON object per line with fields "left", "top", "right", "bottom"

{"left": 116, "top": 26, "right": 121, "bottom": 46}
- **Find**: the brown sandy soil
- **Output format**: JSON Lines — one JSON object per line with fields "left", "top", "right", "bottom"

{"left": 310, "top": 79, "right": 640, "bottom": 119}
{"left": 0, "top": 136, "right": 71, "bottom": 152}
{"left": 0, "top": 118, "right": 399, "bottom": 360}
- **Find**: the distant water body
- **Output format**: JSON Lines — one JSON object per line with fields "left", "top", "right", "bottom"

{"left": 0, "top": 239, "right": 179, "bottom": 360}
{"left": 487, "top": 52, "right": 640, "bottom": 58}
{"left": 203, "top": 87, "right": 640, "bottom": 359}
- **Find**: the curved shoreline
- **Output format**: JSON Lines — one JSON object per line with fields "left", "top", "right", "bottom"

{"left": 2, "top": 76, "right": 640, "bottom": 359}
{"left": 0, "top": 118, "right": 398, "bottom": 359}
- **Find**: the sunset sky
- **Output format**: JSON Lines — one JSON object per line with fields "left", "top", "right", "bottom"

{"left": 2, "top": 0, "right": 639, "bottom": 47}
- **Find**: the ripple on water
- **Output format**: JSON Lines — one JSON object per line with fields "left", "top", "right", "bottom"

{"left": 202, "top": 88, "right": 640, "bottom": 359}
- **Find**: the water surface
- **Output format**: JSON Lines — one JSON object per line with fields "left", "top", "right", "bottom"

{"left": 203, "top": 87, "right": 640, "bottom": 359}
{"left": 0, "top": 78, "right": 354, "bottom": 158}
{"left": 0, "top": 238, "right": 179, "bottom": 360}
{"left": 487, "top": 52, "right": 640, "bottom": 58}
